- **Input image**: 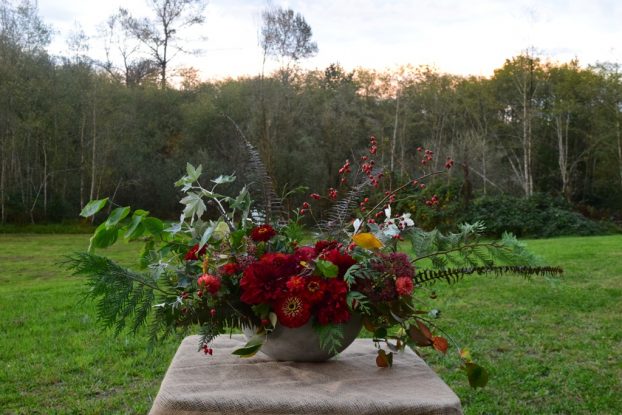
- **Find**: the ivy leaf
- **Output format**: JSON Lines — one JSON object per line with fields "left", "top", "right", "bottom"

{"left": 80, "top": 198, "right": 108, "bottom": 218}
{"left": 464, "top": 362, "right": 489, "bottom": 388}
{"left": 105, "top": 207, "right": 131, "bottom": 228}
{"left": 432, "top": 336, "right": 449, "bottom": 354}
{"left": 211, "top": 174, "right": 236, "bottom": 185}
{"left": 232, "top": 334, "right": 265, "bottom": 358}
{"left": 315, "top": 260, "right": 338, "bottom": 278}
{"left": 376, "top": 349, "right": 393, "bottom": 368}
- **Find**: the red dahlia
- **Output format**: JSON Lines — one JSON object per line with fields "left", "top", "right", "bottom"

{"left": 274, "top": 294, "right": 311, "bottom": 328}
{"left": 198, "top": 274, "right": 221, "bottom": 295}
{"left": 184, "top": 243, "right": 207, "bottom": 261}
{"left": 219, "top": 262, "right": 239, "bottom": 276}
{"left": 250, "top": 224, "right": 276, "bottom": 242}
{"left": 316, "top": 279, "right": 350, "bottom": 325}
{"left": 320, "top": 248, "right": 357, "bottom": 278}
{"left": 240, "top": 253, "right": 298, "bottom": 304}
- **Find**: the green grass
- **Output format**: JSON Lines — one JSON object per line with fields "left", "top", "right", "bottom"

{"left": 1, "top": 234, "right": 621, "bottom": 414}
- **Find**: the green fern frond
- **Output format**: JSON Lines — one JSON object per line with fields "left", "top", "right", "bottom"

{"left": 313, "top": 323, "right": 345, "bottom": 354}
{"left": 64, "top": 252, "right": 174, "bottom": 336}
{"left": 413, "top": 265, "right": 563, "bottom": 286}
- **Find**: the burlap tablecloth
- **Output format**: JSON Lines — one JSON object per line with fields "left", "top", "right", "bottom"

{"left": 149, "top": 335, "right": 463, "bottom": 415}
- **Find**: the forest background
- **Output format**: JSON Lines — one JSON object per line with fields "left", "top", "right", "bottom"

{"left": 1, "top": 0, "right": 621, "bottom": 238}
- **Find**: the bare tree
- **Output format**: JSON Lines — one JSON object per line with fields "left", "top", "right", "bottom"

{"left": 118, "top": 0, "right": 206, "bottom": 88}
{"left": 260, "top": 6, "right": 318, "bottom": 70}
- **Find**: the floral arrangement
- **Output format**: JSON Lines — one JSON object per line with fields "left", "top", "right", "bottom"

{"left": 67, "top": 135, "right": 562, "bottom": 388}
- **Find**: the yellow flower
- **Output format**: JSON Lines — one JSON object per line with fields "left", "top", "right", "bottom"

{"left": 352, "top": 233, "right": 383, "bottom": 250}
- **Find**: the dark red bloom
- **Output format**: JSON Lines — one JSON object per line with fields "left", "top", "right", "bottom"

{"left": 274, "top": 294, "right": 311, "bottom": 328}
{"left": 320, "top": 248, "right": 357, "bottom": 278}
{"left": 240, "top": 253, "right": 298, "bottom": 304}
{"left": 219, "top": 262, "right": 239, "bottom": 277}
{"left": 198, "top": 274, "right": 221, "bottom": 295}
{"left": 294, "top": 246, "right": 316, "bottom": 264}
{"left": 250, "top": 224, "right": 276, "bottom": 242}
{"left": 314, "top": 240, "right": 338, "bottom": 255}
{"left": 316, "top": 279, "right": 350, "bottom": 325}
{"left": 184, "top": 244, "right": 207, "bottom": 261}
{"left": 302, "top": 276, "right": 326, "bottom": 304}
{"left": 286, "top": 275, "right": 306, "bottom": 292}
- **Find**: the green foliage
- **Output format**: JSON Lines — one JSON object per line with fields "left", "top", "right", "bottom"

{"left": 464, "top": 194, "right": 615, "bottom": 238}
{"left": 64, "top": 252, "right": 172, "bottom": 336}
{"left": 313, "top": 322, "right": 345, "bottom": 354}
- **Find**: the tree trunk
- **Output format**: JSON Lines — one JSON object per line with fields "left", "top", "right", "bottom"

{"left": 617, "top": 116, "right": 622, "bottom": 191}
{"left": 79, "top": 113, "right": 86, "bottom": 209}
{"left": 390, "top": 91, "right": 399, "bottom": 172}
{"left": 556, "top": 114, "right": 570, "bottom": 200}
{"left": 89, "top": 96, "right": 97, "bottom": 220}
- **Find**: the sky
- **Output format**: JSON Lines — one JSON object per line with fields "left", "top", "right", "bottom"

{"left": 38, "top": 0, "right": 622, "bottom": 81}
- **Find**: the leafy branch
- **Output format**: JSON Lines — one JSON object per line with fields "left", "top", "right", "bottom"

{"left": 64, "top": 252, "right": 175, "bottom": 335}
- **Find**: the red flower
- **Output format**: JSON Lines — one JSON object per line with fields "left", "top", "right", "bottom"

{"left": 303, "top": 276, "right": 325, "bottom": 304}
{"left": 184, "top": 244, "right": 207, "bottom": 261}
{"left": 286, "top": 275, "right": 306, "bottom": 292}
{"left": 219, "top": 262, "right": 239, "bottom": 277}
{"left": 240, "top": 253, "right": 298, "bottom": 304}
{"left": 294, "top": 246, "right": 316, "bottom": 264}
{"left": 314, "top": 240, "right": 338, "bottom": 255}
{"left": 316, "top": 279, "right": 350, "bottom": 325}
{"left": 250, "top": 224, "right": 276, "bottom": 242}
{"left": 395, "top": 276, "right": 414, "bottom": 297}
{"left": 198, "top": 274, "right": 221, "bottom": 295}
{"left": 320, "top": 248, "right": 357, "bottom": 278}
{"left": 274, "top": 294, "right": 311, "bottom": 328}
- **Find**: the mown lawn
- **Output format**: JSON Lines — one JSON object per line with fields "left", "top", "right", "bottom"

{"left": 1, "top": 234, "right": 621, "bottom": 414}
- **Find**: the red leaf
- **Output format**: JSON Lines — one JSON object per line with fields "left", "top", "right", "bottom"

{"left": 408, "top": 326, "right": 433, "bottom": 347}
{"left": 376, "top": 349, "right": 393, "bottom": 368}
{"left": 417, "top": 320, "right": 433, "bottom": 340}
{"left": 432, "top": 336, "right": 449, "bottom": 354}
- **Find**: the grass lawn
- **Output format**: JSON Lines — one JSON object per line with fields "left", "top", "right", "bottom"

{"left": 1, "top": 234, "right": 621, "bottom": 414}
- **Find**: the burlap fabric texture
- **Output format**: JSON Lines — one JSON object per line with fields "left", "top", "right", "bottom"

{"left": 149, "top": 335, "right": 463, "bottom": 415}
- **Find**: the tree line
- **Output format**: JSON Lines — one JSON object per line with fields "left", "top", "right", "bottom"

{"left": 1, "top": 1, "right": 621, "bottom": 225}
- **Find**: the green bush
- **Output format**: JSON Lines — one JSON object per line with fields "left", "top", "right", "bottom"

{"left": 463, "top": 194, "right": 616, "bottom": 238}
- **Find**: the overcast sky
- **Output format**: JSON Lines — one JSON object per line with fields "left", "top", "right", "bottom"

{"left": 39, "top": 0, "right": 622, "bottom": 80}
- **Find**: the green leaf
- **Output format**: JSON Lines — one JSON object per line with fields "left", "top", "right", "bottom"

{"left": 199, "top": 222, "right": 217, "bottom": 250}
{"left": 313, "top": 323, "right": 344, "bottom": 354}
{"left": 105, "top": 207, "right": 131, "bottom": 228}
{"left": 124, "top": 214, "right": 145, "bottom": 239}
{"left": 180, "top": 192, "right": 206, "bottom": 220}
{"left": 187, "top": 163, "right": 202, "bottom": 180}
{"left": 142, "top": 217, "right": 164, "bottom": 237}
{"left": 232, "top": 334, "right": 265, "bottom": 358}
{"left": 465, "top": 362, "right": 489, "bottom": 388}
{"left": 373, "top": 327, "right": 388, "bottom": 339}
{"left": 89, "top": 223, "right": 119, "bottom": 251}
{"left": 316, "top": 260, "right": 338, "bottom": 278}
{"left": 80, "top": 198, "right": 108, "bottom": 218}
{"left": 211, "top": 174, "right": 236, "bottom": 185}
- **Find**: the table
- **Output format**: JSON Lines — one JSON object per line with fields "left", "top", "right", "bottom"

{"left": 149, "top": 335, "right": 463, "bottom": 415}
